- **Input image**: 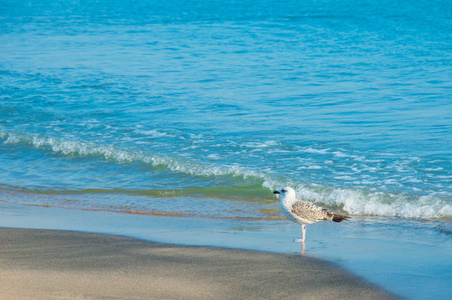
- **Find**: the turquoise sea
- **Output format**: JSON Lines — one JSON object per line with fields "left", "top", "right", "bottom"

{"left": 1, "top": 0, "right": 451, "bottom": 299}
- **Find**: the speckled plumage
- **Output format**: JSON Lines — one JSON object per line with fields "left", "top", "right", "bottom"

{"left": 291, "top": 201, "right": 335, "bottom": 223}
{"left": 273, "top": 187, "right": 350, "bottom": 244}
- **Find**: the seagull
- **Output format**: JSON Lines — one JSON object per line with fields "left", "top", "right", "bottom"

{"left": 273, "top": 187, "right": 350, "bottom": 244}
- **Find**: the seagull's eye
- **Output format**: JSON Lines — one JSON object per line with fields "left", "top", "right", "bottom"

{"left": 281, "top": 189, "right": 286, "bottom": 193}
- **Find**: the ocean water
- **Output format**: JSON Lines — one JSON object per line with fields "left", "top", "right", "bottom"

{"left": 1, "top": 1, "right": 451, "bottom": 298}
{"left": 1, "top": 0, "right": 451, "bottom": 221}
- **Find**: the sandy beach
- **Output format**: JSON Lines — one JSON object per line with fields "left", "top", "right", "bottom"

{"left": 0, "top": 227, "right": 399, "bottom": 299}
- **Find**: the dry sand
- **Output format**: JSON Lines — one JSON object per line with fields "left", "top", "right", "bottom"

{"left": 0, "top": 227, "right": 399, "bottom": 299}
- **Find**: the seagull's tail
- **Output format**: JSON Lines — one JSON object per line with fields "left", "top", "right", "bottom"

{"left": 332, "top": 214, "right": 351, "bottom": 222}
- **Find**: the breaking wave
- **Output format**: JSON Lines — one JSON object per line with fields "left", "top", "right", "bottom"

{"left": 0, "top": 128, "right": 269, "bottom": 182}
{"left": 291, "top": 185, "right": 452, "bottom": 220}
{"left": 1, "top": 128, "right": 451, "bottom": 220}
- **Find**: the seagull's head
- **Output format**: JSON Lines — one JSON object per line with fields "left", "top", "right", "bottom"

{"left": 273, "top": 187, "right": 296, "bottom": 199}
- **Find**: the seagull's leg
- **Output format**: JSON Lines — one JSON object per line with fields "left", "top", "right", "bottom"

{"left": 302, "top": 224, "right": 306, "bottom": 243}
{"left": 294, "top": 225, "right": 306, "bottom": 243}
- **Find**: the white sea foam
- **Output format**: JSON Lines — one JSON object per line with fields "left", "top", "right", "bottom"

{"left": 301, "top": 147, "right": 329, "bottom": 155}
{"left": 136, "top": 129, "right": 168, "bottom": 138}
{"left": 2, "top": 128, "right": 451, "bottom": 220}
{"left": 242, "top": 141, "right": 280, "bottom": 148}
{"left": 297, "top": 165, "right": 322, "bottom": 170}
{"left": 290, "top": 185, "right": 452, "bottom": 219}
{"left": 425, "top": 167, "right": 444, "bottom": 172}
{"left": 0, "top": 128, "right": 268, "bottom": 181}
{"left": 268, "top": 165, "right": 452, "bottom": 219}
{"left": 332, "top": 151, "right": 348, "bottom": 157}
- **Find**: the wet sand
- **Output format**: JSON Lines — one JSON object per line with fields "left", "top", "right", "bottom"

{"left": 0, "top": 227, "right": 399, "bottom": 299}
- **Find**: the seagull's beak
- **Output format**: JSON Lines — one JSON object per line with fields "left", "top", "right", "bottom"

{"left": 273, "top": 190, "right": 280, "bottom": 194}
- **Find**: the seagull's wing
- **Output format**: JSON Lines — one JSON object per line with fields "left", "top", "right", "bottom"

{"left": 291, "top": 201, "right": 333, "bottom": 221}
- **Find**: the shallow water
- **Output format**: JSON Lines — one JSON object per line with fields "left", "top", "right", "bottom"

{"left": 1, "top": 202, "right": 451, "bottom": 299}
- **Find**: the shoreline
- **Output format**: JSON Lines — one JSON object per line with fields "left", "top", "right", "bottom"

{"left": 0, "top": 227, "right": 399, "bottom": 299}
{"left": 1, "top": 200, "right": 451, "bottom": 299}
